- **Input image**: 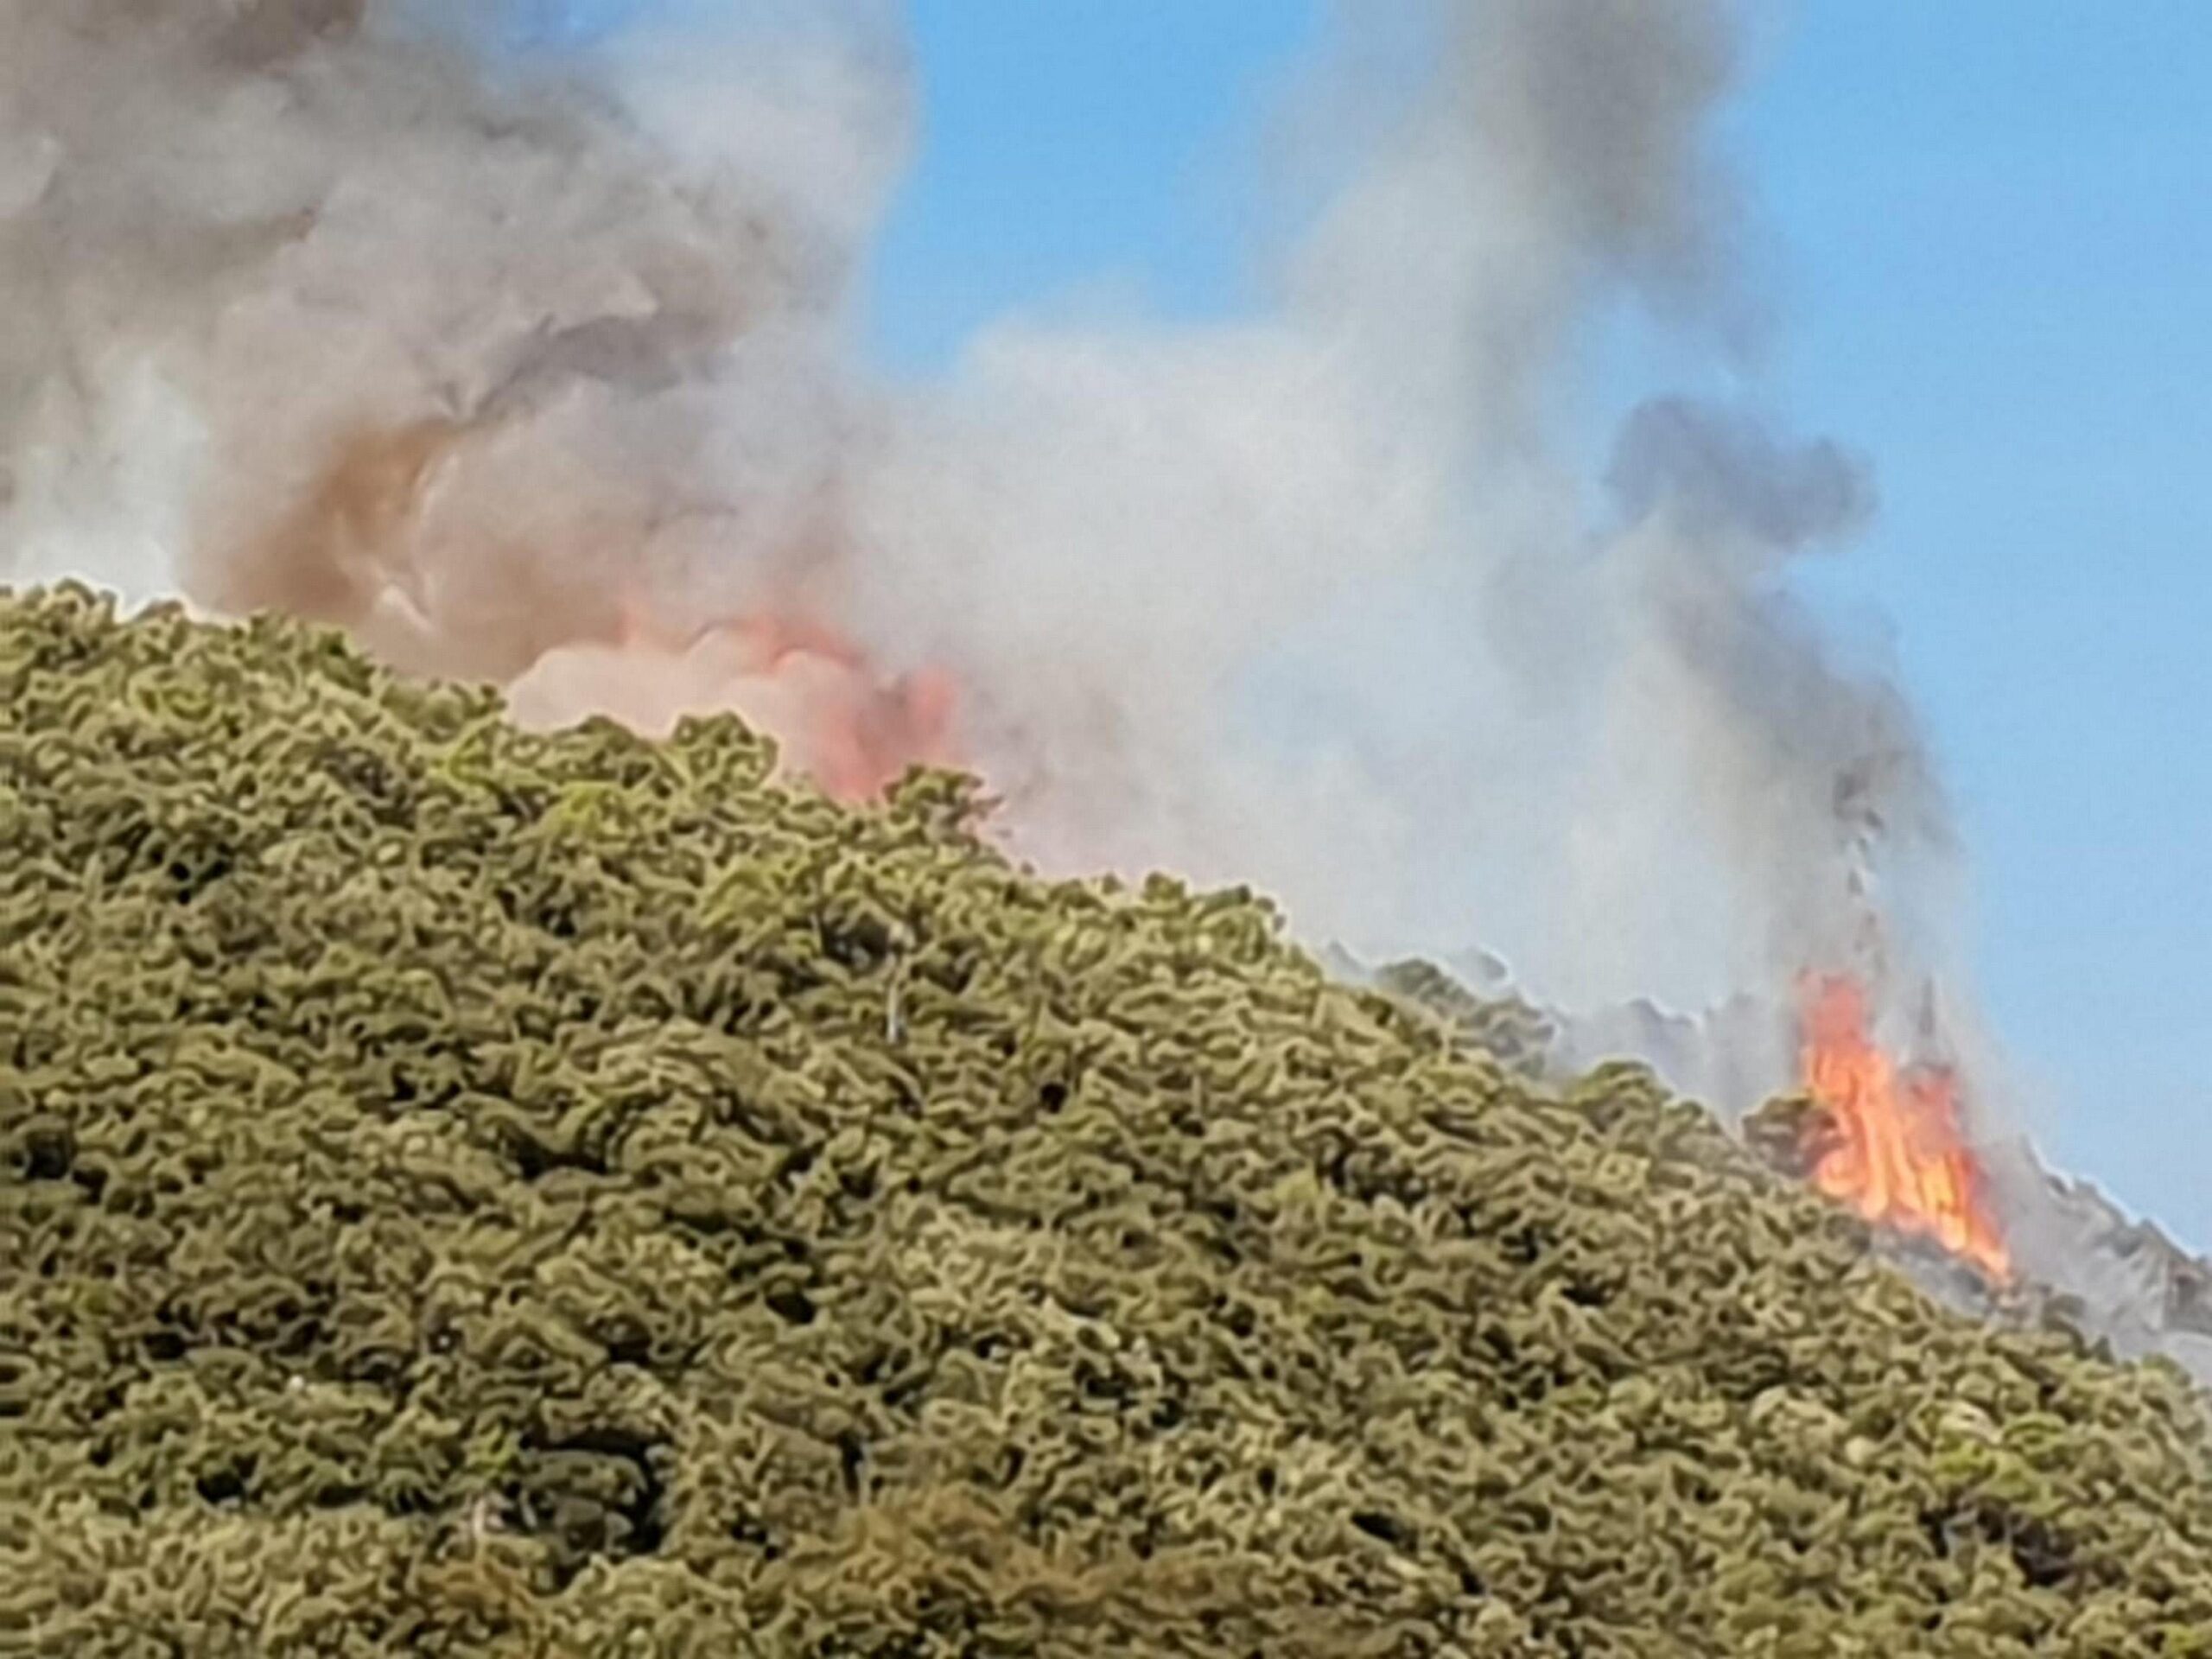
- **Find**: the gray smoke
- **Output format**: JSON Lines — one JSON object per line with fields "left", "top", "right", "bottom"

{"left": 0, "top": 0, "right": 1974, "bottom": 1109}
{"left": 0, "top": 0, "right": 905, "bottom": 677}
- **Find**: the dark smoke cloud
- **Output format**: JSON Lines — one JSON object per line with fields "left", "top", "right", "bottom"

{"left": 1609, "top": 397, "right": 1876, "bottom": 552}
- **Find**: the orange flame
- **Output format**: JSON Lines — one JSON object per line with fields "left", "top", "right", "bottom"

{"left": 213, "top": 417, "right": 961, "bottom": 802}
{"left": 1797, "top": 975, "right": 2011, "bottom": 1280}
{"left": 702, "top": 613, "right": 960, "bottom": 804}
{"left": 511, "top": 600, "right": 961, "bottom": 804}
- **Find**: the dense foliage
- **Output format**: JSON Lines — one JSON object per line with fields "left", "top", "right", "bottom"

{"left": 2, "top": 584, "right": 2209, "bottom": 1656}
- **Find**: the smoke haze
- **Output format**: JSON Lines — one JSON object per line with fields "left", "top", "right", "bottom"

{"left": 0, "top": 0, "right": 1969, "bottom": 1078}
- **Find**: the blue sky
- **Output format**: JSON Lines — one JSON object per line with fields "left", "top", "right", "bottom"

{"left": 863, "top": 4, "right": 2210, "bottom": 1247}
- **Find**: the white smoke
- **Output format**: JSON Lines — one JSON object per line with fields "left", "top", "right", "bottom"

{"left": 0, "top": 0, "right": 1968, "bottom": 1074}
{"left": 849, "top": 0, "right": 1955, "bottom": 1031}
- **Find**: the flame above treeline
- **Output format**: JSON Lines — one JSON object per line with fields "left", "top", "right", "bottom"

{"left": 507, "top": 601, "right": 960, "bottom": 804}
{"left": 1796, "top": 975, "right": 2012, "bottom": 1281}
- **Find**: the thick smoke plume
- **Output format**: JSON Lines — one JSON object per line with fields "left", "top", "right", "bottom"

{"left": 0, "top": 0, "right": 1969, "bottom": 1084}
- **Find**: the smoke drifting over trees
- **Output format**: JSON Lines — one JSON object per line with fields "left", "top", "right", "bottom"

{"left": 0, "top": 0, "right": 1961, "bottom": 1052}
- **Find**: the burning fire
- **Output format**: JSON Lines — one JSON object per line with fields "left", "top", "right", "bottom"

{"left": 506, "top": 601, "right": 961, "bottom": 804}
{"left": 231, "top": 421, "right": 963, "bottom": 804}
{"left": 1796, "top": 975, "right": 2011, "bottom": 1280}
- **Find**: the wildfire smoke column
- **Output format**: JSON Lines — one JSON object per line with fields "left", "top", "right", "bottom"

{"left": 3, "top": 0, "right": 2015, "bottom": 1176}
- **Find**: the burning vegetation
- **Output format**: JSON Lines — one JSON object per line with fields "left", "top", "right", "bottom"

{"left": 1796, "top": 975, "right": 2013, "bottom": 1282}
{"left": 506, "top": 605, "right": 962, "bottom": 804}
{"left": 3, "top": 586, "right": 2210, "bottom": 1656}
